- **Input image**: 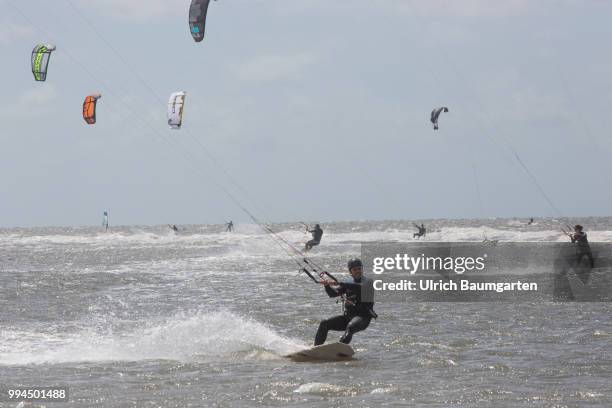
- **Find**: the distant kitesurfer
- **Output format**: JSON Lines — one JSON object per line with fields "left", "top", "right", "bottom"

{"left": 226, "top": 221, "right": 234, "bottom": 232}
{"left": 102, "top": 211, "right": 109, "bottom": 232}
{"left": 528, "top": 218, "right": 534, "bottom": 225}
{"left": 169, "top": 224, "right": 178, "bottom": 232}
{"left": 413, "top": 223, "right": 426, "bottom": 239}
{"left": 315, "top": 258, "right": 376, "bottom": 346}
{"left": 569, "top": 225, "right": 594, "bottom": 268}
{"left": 305, "top": 224, "right": 323, "bottom": 251}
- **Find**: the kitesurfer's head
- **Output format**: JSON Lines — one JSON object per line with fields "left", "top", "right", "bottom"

{"left": 315, "top": 224, "right": 320, "bottom": 229}
{"left": 574, "top": 225, "right": 583, "bottom": 231}
{"left": 347, "top": 257, "right": 363, "bottom": 280}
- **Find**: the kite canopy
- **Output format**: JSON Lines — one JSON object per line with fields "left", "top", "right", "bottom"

{"left": 83, "top": 94, "right": 102, "bottom": 125}
{"left": 189, "top": 0, "right": 211, "bottom": 42}
{"left": 167, "top": 91, "right": 187, "bottom": 129}
{"left": 430, "top": 107, "right": 449, "bottom": 130}
{"left": 31, "top": 44, "right": 56, "bottom": 81}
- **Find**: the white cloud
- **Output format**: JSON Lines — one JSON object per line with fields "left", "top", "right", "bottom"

{"left": 469, "top": 69, "right": 571, "bottom": 123}
{"left": 232, "top": 53, "right": 317, "bottom": 82}
{"left": 506, "top": 87, "right": 570, "bottom": 122}
{"left": 19, "top": 86, "right": 57, "bottom": 105}
{"left": 77, "top": 0, "right": 185, "bottom": 21}
{"left": 0, "top": 21, "right": 34, "bottom": 45}
{"left": 269, "top": 0, "right": 535, "bottom": 18}
{"left": 0, "top": 86, "right": 58, "bottom": 120}
{"left": 400, "top": 0, "right": 533, "bottom": 18}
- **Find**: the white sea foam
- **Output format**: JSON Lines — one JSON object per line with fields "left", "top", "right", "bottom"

{"left": 0, "top": 310, "right": 304, "bottom": 366}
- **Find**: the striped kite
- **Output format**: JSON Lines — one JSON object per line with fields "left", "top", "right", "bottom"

{"left": 167, "top": 91, "right": 186, "bottom": 129}
{"left": 31, "top": 44, "right": 56, "bottom": 81}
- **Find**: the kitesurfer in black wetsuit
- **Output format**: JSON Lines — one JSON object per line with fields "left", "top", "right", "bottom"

{"left": 413, "top": 223, "right": 426, "bottom": 239}
{"left": 314, "top": 258, "right": 376, "bottom": 345}
{"left": 570, "top": 224, "right": 594, "bottom": 268}
{"left": 226, "top": 221, "right": 234, "bottom": 232}
{"left": 528, "top": 218, "right": 534, "bottom": 225}
{"left": 169, "top": 224, "right": 178, "bottom": 232}
{"left": 305, "top": 224, "right": 323, "bottom": 251}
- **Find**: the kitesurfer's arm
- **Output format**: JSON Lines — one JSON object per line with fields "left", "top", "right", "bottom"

{"left": 337, "top": 281, "right": 362, "bottom": 292}
{"left": 572, "top": 232, "right": 588, "bottom": 245}
{"left": 320, "top": 279, "right": 342, "bottom": 298}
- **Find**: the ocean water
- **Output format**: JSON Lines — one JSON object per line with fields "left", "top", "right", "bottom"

{"left": 1, "top": 218, "right": 611, "bottom": 407}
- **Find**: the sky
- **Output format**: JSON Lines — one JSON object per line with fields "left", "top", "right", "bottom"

{"left": 1, "top": 0, "right": 611, "bottom": 227}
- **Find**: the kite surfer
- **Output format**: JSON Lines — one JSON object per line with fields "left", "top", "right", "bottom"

{"left": 413, "top": 223, "right": 426, "bottom": 239}
{"left": 568, "top": 225, "right": 595, "bottom": 268}
{"left": 305, "top": 224, "right": 323, "bottom": 251}
{"left": 102, "top": 211, "right": 109, "bottom": 232}
{"left": 315, "top": 258, "right": 376, "bottom": 345}
{"left": 225, "top": 221, "right": 234, "bottom": 232}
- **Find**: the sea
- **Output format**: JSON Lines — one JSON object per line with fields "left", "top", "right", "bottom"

{"left": 1, "top": 218, "right": 611, "bottom": 407}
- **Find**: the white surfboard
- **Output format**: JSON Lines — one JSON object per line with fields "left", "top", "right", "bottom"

{"left": 285, "top": 342, "right": 355, "bottom": 362}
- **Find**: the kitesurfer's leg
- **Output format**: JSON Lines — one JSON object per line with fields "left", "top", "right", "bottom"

{"left": 339, "top": 316, "right": 371, "bottom": 344}
{"left": 586, "top": 249, "right": 595, "bottom": 268}
{"left": 315, "top": 315, "right": 348, "bottom": 346}
{"left": 575, "top": 249, "right": 594, "bottom": 269}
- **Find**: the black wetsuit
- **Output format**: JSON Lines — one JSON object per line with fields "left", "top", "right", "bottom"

{"left": 226, "top": 222, "right": 233, "bottom": 232}
{"left": 571, "top": 231, "right": 594, "bottom": 268}
{"left": 413, "top": 225, "right": 426, "bottom": 238}
{"left": 306, "top": 227, "right": 323, "bottom": 250}
{"left": 314, "top": 276, "right": 376, "bottom": 346}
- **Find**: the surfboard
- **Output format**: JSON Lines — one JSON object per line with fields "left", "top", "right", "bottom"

{"left": 284, "top": 342, "right": 355, "bottom": 362}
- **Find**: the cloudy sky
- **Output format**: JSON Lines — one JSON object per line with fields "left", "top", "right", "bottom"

{"left": 1, "top": 0, "right": 611, "bottom": 227}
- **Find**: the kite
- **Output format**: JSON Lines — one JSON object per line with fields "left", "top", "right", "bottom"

{"left": 31, "top": 44, "right": 56, "bottom": 81}
{"left": 168, "top": 91, "right": 186, "bottom": 129}
{"left": 189, "top": 0, "right": 211, "bottom": 42}
{"left": 83, "top": 94, "right": 102, "bottom": 125}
